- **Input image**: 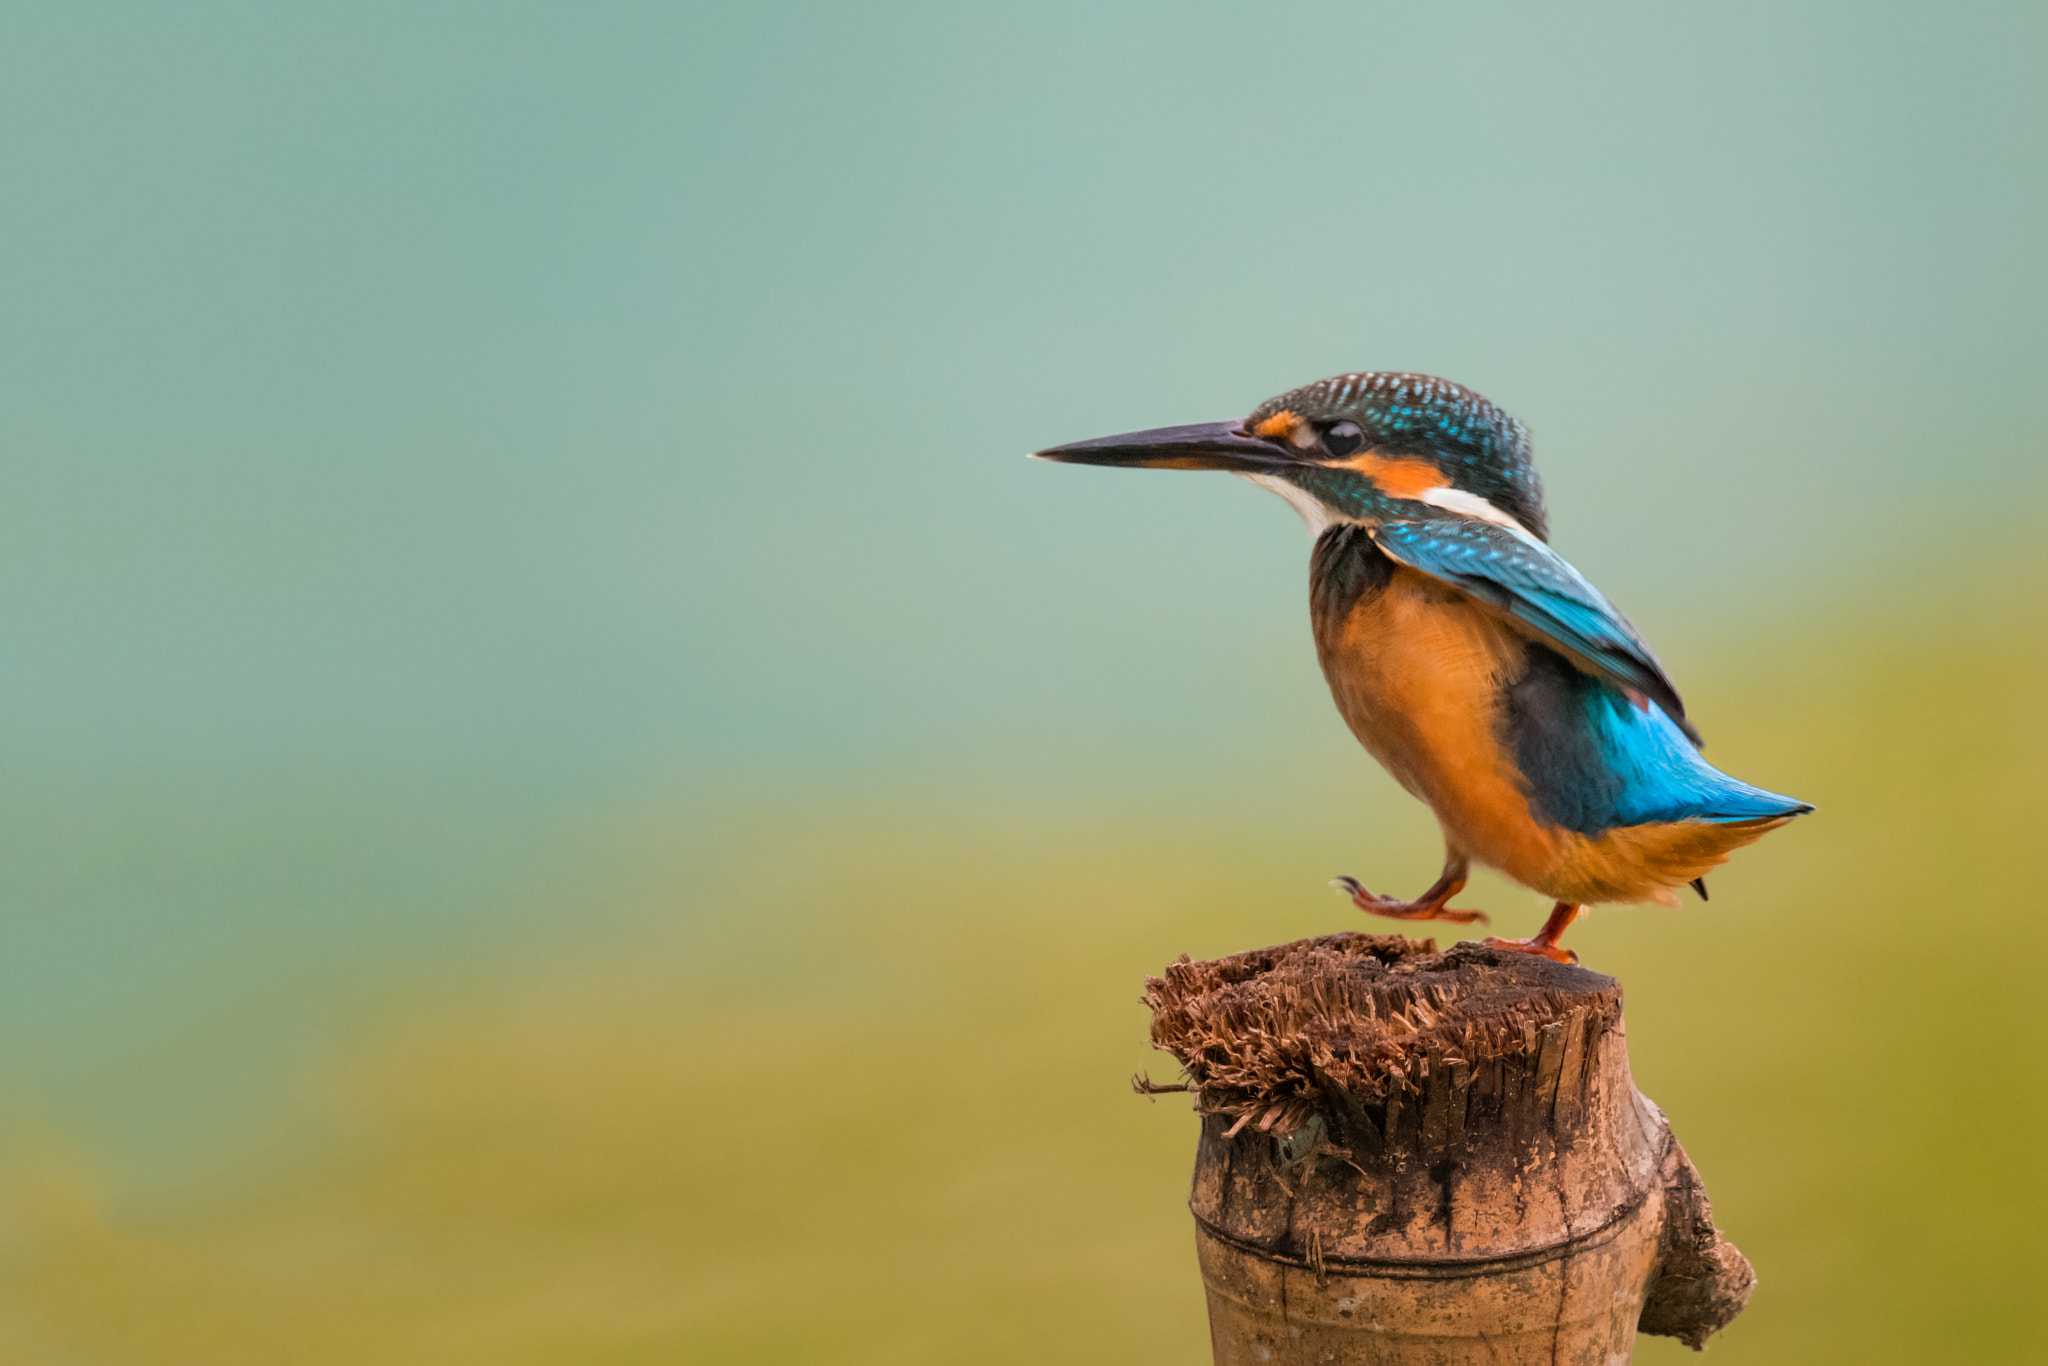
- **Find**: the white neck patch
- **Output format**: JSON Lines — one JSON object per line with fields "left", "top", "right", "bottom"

{"left": 1415, "top": 485, "right": 1542, "bottom": 541}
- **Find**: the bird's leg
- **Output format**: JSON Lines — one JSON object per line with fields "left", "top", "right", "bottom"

{"left": 1484, "top": 902, "right": 1583, "bottom": 964}
{"left": 1332, "top": 857, "right": 1490, "bottom": 926}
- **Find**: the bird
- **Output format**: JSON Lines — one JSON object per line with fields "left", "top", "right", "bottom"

{"left": 1033, "top": 372, "right": 1810, "bottom": 963}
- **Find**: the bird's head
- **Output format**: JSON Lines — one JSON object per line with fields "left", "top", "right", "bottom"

{"left": 1034, "top": 372, "right": 1548, "bottom": 541}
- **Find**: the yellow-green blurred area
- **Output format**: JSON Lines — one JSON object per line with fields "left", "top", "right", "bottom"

{"left": 2, "top": 3, "right": 2044, "bottom": 1363}
{"left": 4, "top": 577, "right": 2046, "bottom": 1365}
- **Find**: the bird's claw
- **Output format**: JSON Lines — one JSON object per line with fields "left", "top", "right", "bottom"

{"left": 1331, "top": 875, "right": 1491, "bottom": 926}
{"left": 1482, "top": 935, "right": 1579, "bottom": 965}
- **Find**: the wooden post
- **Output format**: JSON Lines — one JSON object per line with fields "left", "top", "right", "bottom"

{"left": 1140, "top": 933, "right": 1753, "bottom": 1363}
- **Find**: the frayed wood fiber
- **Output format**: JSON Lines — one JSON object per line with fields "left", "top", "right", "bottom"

{"left": 1142, "top": 932, "right": 1619, "bottom": 1138}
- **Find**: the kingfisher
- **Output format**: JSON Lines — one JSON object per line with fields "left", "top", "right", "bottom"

{"left": 1034, "top": 372, "right": 1810, "bottom": 962}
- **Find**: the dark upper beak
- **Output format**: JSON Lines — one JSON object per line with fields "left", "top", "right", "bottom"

{"left": 1030, "top": 420, "right": 1294, "bottom": 473}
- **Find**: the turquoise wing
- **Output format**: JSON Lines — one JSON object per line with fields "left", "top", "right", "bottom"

{"left": 1368, "top": 516, "right": 1701, "bottom": 744}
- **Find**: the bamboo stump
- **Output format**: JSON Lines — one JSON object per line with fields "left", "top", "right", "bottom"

{"left": 1140, "top": 933, "right": 1753, "bottom": 1363}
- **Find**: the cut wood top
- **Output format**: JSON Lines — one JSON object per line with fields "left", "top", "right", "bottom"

{"left": 1144, "top": 932, "right": 1621, "bottom": 1137}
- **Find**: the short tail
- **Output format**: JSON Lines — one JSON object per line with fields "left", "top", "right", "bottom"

{"left": 1605, "top": 699, "right": 1812, "bottom": 827}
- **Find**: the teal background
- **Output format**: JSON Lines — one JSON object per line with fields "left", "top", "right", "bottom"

{"left": 0, "top": 4, "right": 2042, "bottom": 1361}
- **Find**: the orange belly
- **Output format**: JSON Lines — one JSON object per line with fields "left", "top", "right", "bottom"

{"left": 1314, "top": 568, "right": 1787, "bottom": 905}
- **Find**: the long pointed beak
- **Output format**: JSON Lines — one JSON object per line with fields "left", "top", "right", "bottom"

{"left": 1030, "top": 420, "right": 1293, "bottom": 473}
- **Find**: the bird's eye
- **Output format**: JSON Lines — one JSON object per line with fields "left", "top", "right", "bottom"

{"left": 1321, "top": 420, "right": 1363, "bottom": 457}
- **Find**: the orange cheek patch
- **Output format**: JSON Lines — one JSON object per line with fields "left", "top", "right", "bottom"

{"left": 1252, "top": 410, "right": 1301, "bottom": 442}
{"left": 1370, "top": 457, "right": 1450, "bottom": 499}
{"left": 1330, "top": 452, "right": 1448, "bottom": 499}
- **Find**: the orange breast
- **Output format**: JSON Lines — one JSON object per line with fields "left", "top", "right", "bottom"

{"left": 1315, "top": 567, "right": 1562, "bottom": 883}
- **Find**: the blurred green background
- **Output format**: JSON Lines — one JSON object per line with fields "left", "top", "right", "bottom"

{"left": 1, "top": 2, "right": 2043, "bottom": 1361}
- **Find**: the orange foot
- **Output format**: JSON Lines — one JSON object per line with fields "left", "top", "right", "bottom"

{"left": 1482, "top": 902, "right": 1584, "bottom": 964}
{"left": 1331, "top": 874, "right": 1490, "bottom": 926}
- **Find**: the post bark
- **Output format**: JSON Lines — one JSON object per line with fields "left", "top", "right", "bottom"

{"left": 1139, "top": 933, "right": 1753, "bottom": 1364}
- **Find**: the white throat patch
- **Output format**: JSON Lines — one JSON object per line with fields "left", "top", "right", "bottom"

{"left": 1237, "top": 473, "right": 1353, "bottom": 538}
